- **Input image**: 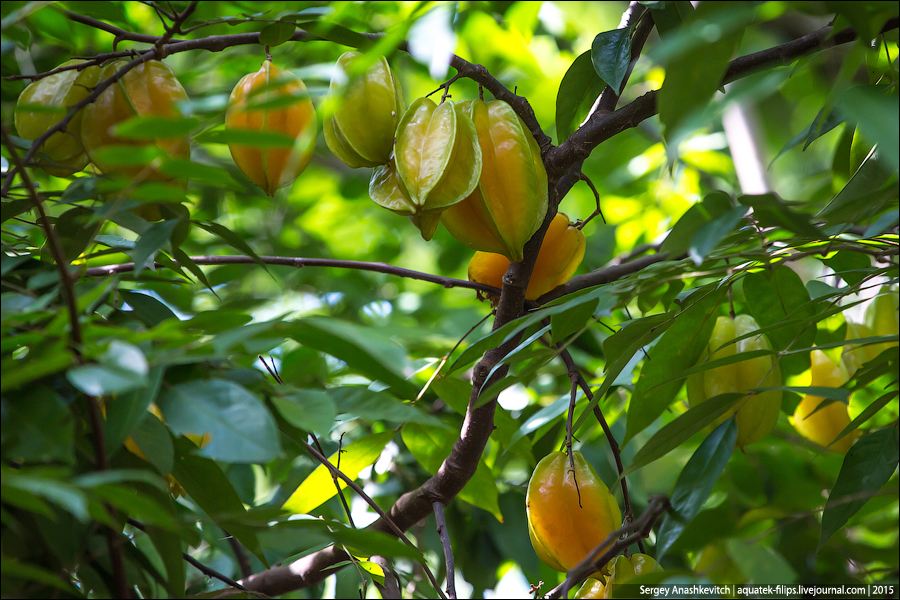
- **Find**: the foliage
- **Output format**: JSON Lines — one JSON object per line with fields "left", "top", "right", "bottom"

{"left": 1, "top": 1, "right": 898, "bottom": 598}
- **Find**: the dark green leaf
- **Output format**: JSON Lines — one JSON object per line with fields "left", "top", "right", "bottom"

{"left": 660, "top": 191, "right": 732, "bottom": 257}
{"left": 272, "top": 389, "right": 336, "bottom": 435}
{"left": 556, "top": 50, "right": 606, "bottom": 142}
{"left": 158, "top": 379, "right": 282, "bottom": 464}
{"left": 590, "top": 28, "right": 631, "bottom": 93}
{"left": 550, "top": 298, "right": 598, "bottom": 345}
{"left": 258, "top": 21, "right": 296, "bottom": 47}
{"left": 625, "top": 285, "right": 725, "bottom": 445}
{"left": 329, "top": 386, "right": 446, "bottom": 427}
{"left": 113, "top": 115, "right": 200, "bottom": 140}
{"left": 656, "top": 417, "right": 737, "bottom": 559}
{"left": 132, "top": 219, "right": 177, "bottom": 277}
{"left": 737, "top": 194, "right": 824, "bottom": 239}
{"left": 819, "top": 427, "right": 900, "bottom": 549}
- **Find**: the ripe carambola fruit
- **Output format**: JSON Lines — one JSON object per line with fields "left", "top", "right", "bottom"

{"left": 15, "top": 60, "right": 101, "bottom": 176}
{"left": 226, "top": 60, "right": 317, "bottom": 196}
{"left": 375, "top": 97, "right": 481, "bottom": 240}
{"left": 526, "top": 451, "right": 621, "bottom": 572}
{"left": 792, "top": 349, "right": 860, "bottom": 453}
{"left": 81, "top": 60, "right": 190, "bottom": 181}
{"left": 574, "top": 554, "right": 661, "bottom": 599}
{"left": 686, "top": 314, "right": 782, "bottom": 449}
{"left": 440, "top": 99, "right": 548, "bottom": 262}
{"left": 324, "top": 51, "right": 405, "bottom": 168}
{"left": 468, "top": 212, "right": 585, "bottom": 300}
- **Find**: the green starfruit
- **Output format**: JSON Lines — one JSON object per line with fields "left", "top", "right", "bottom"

{"left": 687, "top": 314, "right": 782, "bottom": 449}
{"left": 324, "top": 51, "right": 405, "bottom": 168}
{"left": 373, "top": 97, "right": 481, "bottom": 240}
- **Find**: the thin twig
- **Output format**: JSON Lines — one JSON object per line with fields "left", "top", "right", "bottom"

{"left": 433, "top": 502, "right": 457, "bottom": 599}
{"left": 81, "top": 254, "right": 501, "bottom": 296}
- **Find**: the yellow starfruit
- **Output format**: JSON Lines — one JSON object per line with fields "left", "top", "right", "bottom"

{"left": 792, "top": 349, "right": 860, "bottom": 453}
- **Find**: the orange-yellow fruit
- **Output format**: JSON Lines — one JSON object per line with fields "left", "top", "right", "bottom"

{"left": 467, "top": 212, "right": 585, "bottom": 300}
{"left": 792, "top": 349, "right": 860, "bottom": 453}
{"left": 526, "top": 451, "right": 621, "bottom": 572}
{"left": 575, "top": 554, "right": 661, "bottom": 598}
{"left": 226, "top": 60, "right": 317, "bottom": 196}
{"left": 81, "top": 60, "right": 190, "bottom": 180}
{"left": 15, "top": 60, "right": 101, "bottom": 176}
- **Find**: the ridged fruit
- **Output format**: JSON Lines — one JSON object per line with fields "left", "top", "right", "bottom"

{"left": 866, "top": 286, "right": 899, "bottom": 353}
{"left": 792, "top": 349, "right": 860, "bottom": 453}
{"left": 574, "top": 554, "right": 661, "bottom": 599}
{"left": 324, "top": 51, "right": 405, "bottom": 168}
{"left": 15, "top": 60, "right": 101, "bottom": 176}
{"left": 375, "top": 97, "right": 481, "bottom": 240}
{"left": 468, "top": 212, "right": 585, "bottom": 301}
{"left": 840, "top": 321, "right": 880, "bottom": 377}
{"left": 686, "top": 314, "right": 782, "bottom": 449}
{"left": 226, "top": 60, "right": 317, "bottom": 196}
{"left": 441, "top": 99, "right": 548, "bottom": 261}
{"left": 526, "top": 451, "right": 621, "bottom": 572}
{"left": 81, "top": 60, "right": 190, "bottom": 181}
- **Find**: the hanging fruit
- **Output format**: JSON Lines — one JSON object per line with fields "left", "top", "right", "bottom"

{"left": 81, "top": 59, "right": 190, "bottom": 181}
{"left": 324, "top": 51, "right": 405, "bottom": 168}
{"left": 14, "top": 60, "right": 102, "bottom": 177}
{"left": 226, "top": 60, "right": 317, "bottom": 196}
{"left": 526, "top": 451, "right": 621, "bottom": 572}
{"left": 373, "top": 97, "right": 481, "bottom": 240}
{"left": 574, "top": 554, "right": 662, "bottom": 599}
{"left": 686, "top": 314, "right": 782, "bottom": 450}
{"left": 441, "top": 99, "right": 548, "bottom": 262}
{"left": 792, "top": 349, "right": 860, "bottom": 453}
{"left": 467, "top": 212, "right": 585, "bottom": 301}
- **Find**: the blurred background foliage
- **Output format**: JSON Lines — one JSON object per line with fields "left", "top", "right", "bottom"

{"left": 1, "top": 1, "right": 898, "bottom": 598}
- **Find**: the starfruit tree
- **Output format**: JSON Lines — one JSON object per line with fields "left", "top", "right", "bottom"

{"left": 2, "top": 1, "right": 898, "bottom": 599}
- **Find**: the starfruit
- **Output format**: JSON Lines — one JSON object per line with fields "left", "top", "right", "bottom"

{"left": 867, "top": 286, "right": 899, "bottom": 350}
{"left": 324, "top": 51, "right": 405, "bottom": 168}
{"left": 574, "top": 554, "right": 661, "bottom": 599}
{"left": 792, "top": 349, "right": 860, "bottom": 453}
{"left": 840, "top": 321, "right": 880, "bottom": 377}
{"left": 527, "top": 451, "right": 621, "bottom": 572}
{"left": 81, "top": 59, "right": 190, "bottom": 181}
{"left": 686, "top": 314, "right": 782, "bottom": 449}
{"left": 374, "top": 97, "right": 481, "bottom": 240}
{"left": 468, "top": 212, "right": 585, "bottom": 301}
{"left": 441, "top": 99, "right": 548, "bottom": 262}
{"left": 226, "top": 60, "right": 317, "bottom": 196}
{"left": 15, "top": 60, "right": 101, "bottom": 176}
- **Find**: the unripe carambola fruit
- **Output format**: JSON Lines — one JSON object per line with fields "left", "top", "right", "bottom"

{"left": 375, "top": 97, "right": 481, "bottom": 240}
{"left": 866, "top": 286, "right": 899, "bottom": 351}
{"left": 840, "top": 321, "right": 880, "bottom": 377}
{"left": 574, "top": 554, "right": 661, "bottom": 599}
{"left": 324, "top": 51, "right": 404, "bottom": 168}
{"left": 686, "top": 314, "right": 782, "bottom": 450}
{"left": 226, "top": 60, "right": 317, "bottom": 196}
{"left": 468, "top": 212, "right": 585, "bottom": 301}
{"left": 526, "top": 451, "right": 621, "bottom": 572}
{"left": 81, "top": 60, "right": 190, "bottom": 181}
{"left": 440, "top": 99, "right": 548, "bottom": 262}
{"left": 792, "top": 349, "right": 860, "bottom": 453}
{"left": 15, "top": 60, "right": 101, "bottom": 177}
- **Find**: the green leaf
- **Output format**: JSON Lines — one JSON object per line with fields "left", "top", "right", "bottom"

{"left": 650, "top": 1, "right": 694, "bottom": 38}
{"left": 743, "top": 265, "right": 816, "bottom": 376}
{"left": 660, "top": 191, "right": 732, "bottom": 257}
{"left": 819, "top": 427, "right": 900, "bottom": 550}
{"left": 402, "top": 423, "right": 503, "bottom": 522}
{"left": 195, "top": 127, "right": 296, "bottom": 148}
{"left": 193, "top": 221, "right": 267, "bottom": 270}
{"left": 737, "top": 194, "right": 824, "bottom": 239}
{"left": 170, "top": 436, "right": 266, "bottom": 565}
{"left": 272, "top": 389, "right": 336, "bottom": 436}
{"left": 824, "top": 250, "right": 874, "bottom": 287}
{"left": 591, "top": 27, "right": 631, "bottom": 93}
{"left": 625, "top": 285, "right": 725, "bottom": 445}
{"left": 551, "top": 298, "right": 599, "bottom": 345}
{"left": 656, "top": 417, "right": 737, "bottom": 560}
{"left": 158, "top": 379, "right": 282, "bottom": 464}
{"left": 2, "top": 470, "right": 89, "bottom": 521}
{"left": 128, "top": 412, "right": 174, "bottom": 475}
{"left": 328, "top": 386, "right": 446, "bottom": 428}
{"left": 623, "top": 392, "right": 744, "bottom": 478}
{"left": 556, "top": 50, "right": 606, "bottom": 143}
{"left": 54, "top": 206, "right": 101, "bottom": 263}
{"left": 113, "top": 115, "right": 200, "bottom": 139}
{"left": 656, "top": 1, "right": 744, "bottom": 140}
{"left": 2, "top": 386, "right": 74, "bottom": 463}
{"left": 725, "top": 539, "right": 797, "bottom": 585}
{"left": 282, "top": 430, "right": 395, "bottom": 515}
{"left": 259, "top": 21, "right": 296, "bottom": 47}
{"left": 688, "top": 206, "right": 748, "bottom": 265}
{"left": 284, "top": 317, "right": 418, "bottom": 399}
{"left": 0, "top": 556, "right": 78, "bottom": 595}
{"left": 132, "top": 219, "right": 178, "bottom": 277}
{"left": 119, "top": 290, "right": 178, "bottom": 328}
